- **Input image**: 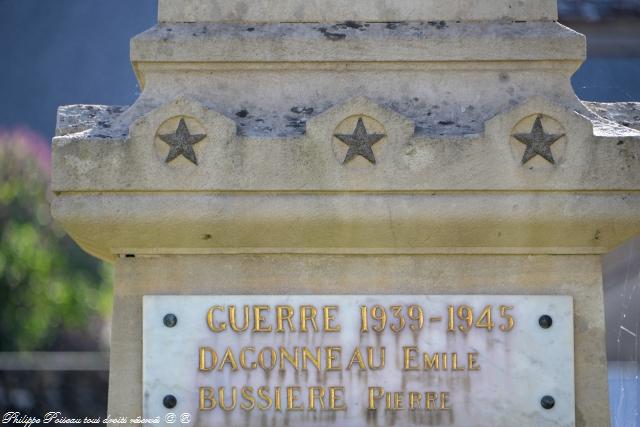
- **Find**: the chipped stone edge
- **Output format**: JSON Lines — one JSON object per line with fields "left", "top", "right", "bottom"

{"left": 583, "top": 102, "right": 640, "bottom": 136}
{"left": 54, "top": 100, "right": 640, "bottom": 143}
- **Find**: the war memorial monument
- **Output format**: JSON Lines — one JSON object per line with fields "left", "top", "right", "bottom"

{"left": 51, "top": 0, "right": 640, "bottom": 425}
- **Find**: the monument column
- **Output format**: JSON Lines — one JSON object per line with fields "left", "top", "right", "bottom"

{"left": 52, "top": 0, "right": 640, "bottom": 425}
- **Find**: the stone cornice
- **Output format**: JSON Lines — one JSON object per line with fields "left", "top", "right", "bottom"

{"left": 157, "top": 0, "right": 558, "bottom": 23}
{"left": 52, "top": 97, "right": 640, "bottom": 192}
{"left": 131, "top": 22, "right": 584, "bottom": 75}
{"left": 51, "top": 97, "right": 640, "bottom": 261}
{"left": 51, "top": 17, "right": 640, "bottom": 262}
{"left": 52, "top": 191, "right": 640, "bottom": 261}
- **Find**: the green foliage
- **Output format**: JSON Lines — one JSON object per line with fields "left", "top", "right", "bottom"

{"left": 0, "top": 129, "right": 112, "bottom": 351}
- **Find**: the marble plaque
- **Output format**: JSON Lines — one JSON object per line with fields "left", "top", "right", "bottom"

{"left": 143, "top": 295, "right": 574, "bottom": 427}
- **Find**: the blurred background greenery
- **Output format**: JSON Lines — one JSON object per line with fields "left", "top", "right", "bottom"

{"left": 0, "top": 129, "right": 112, "bottom": 353}
{"left": 0, "top": 1, "right": 156, "bottom": 416}
{"left": 0, "top": 130, "right": 112, "bottom": 417}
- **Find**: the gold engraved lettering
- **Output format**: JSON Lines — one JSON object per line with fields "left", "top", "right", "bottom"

{"left": 394, "top": 392, "right": 404, "bottom": 410}
{"left": 452, "top": 353, "right": 464, "bottom": 371}
{"left": 360, "top": 306, "right": 368, "bottom": 333}
{"left": 447, "top": 305, "right": 455, "bottom": 332}
{"left": 329, "top": 387, "right": 347, "bottom": 411}
{"left": 279, "top": 347, "right": 299, "bottom": 371}
{"left": 286, "top": 386, "right": 304, "bottom": 411}
{"left": 308, "top": 387, "right": 326, "bottom": 410}
{"left": 426, "top": 392, "right": 437, "bottom": 410}
{"left": 240, "top": 386, "right": 255, "bottom": 411}
{"left": 258, "top": 347, "right": 277, "bottom": 371}
{"left": 424, "top": 353, "right": 439, "bottom": 371}
{"left": 302, "top": 347, "right": 321, "bottom": 371}
{"left": 257, "top": 386, "right": 272, "bottom": 410}
{"left": 347, "top": 347, "right": 367, "bottom": 371}
{"left": 206, "top": 306, "right": 226, "bottom": 332}
{"left": 468, "top": 352, "right": 480, "bottom": 371}
{"left": 274, "top": 386, "right": 282, "bottom": 411}
{"left": 300, "top": 306, "right": 319, "bottom": 332}
{"left": 229, "top": 305, "right": 250, "bottom": 332}
{"left": 218, "top": 347, "right": 239, "bottom": 371}
{"left": 368, "top": 347, "right": 385, "bottom": 370}
{"left": 199, "top": 347, "right": 217, "bottom": 371}
{"left": 253, "top": 305, "right": 272, "bottom": 332}
{"left": 199, "top": 387, "right": 216, "bottom": 410}
{"left": 440, "top": 392, "right": 451, "bottom": 410}
{"left": 500, "top": 305, "right": 515, "bottom": 332}
{"left": 390, "top": 305, "right": 406, "bottom": 333}
{"left": 409, "top": 392, "right": 421, "bottom": 409}
{"left": 403, "top": 346, "right": 419, "bottom": 370}
{"left": 326, "top": 347, "right": 342, "bottom": 371}
{"left": 476, "top": 305, "right": 495, "bottom": 331}
{"left": 408, "top": 305, "right": 424, "bottom": 331}
{"left": 239, "top": 347, "right": 257, "bottom": 370}
{"left": 323, "top": 306, "right": 341, "bottom": 332}
{"left": 276, "top": 305, "right": 296, "bottom": 333}
{"left": 457, "top": 305, "right": 474, "bottom": 333}
{"left": 368, "top": 387, "right": 384, "bottom": 410}
{"left": 218, "top": 387, "right": 237, "bottom": 411}
{"left": 371, "top": 305, "right": 387, "bottom": 332}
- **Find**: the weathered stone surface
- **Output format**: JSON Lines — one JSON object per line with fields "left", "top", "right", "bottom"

{"left": 585, "top": 102, "right": 640, "bottom": 132}
{"left": 52, "top": 94, "right": 640, "bottom": 264}
{"left": 52, "top": 96, "right": 640, "bottom": 194}
{"left": 55, "top": 104, "right": 128, "bottom": 138}
{"left": 131, "top": 22, "right": 584, "bottom": 65}
{"left": 51, "top": 1, "right": 640, "bottom": 425}
{"left": 157, "top": 0, "right": 558, "bottom": 23}
{"left": 52, "top": 192, "right": 640, "bottom": 261}
{"left": 110, "top": 255, "right": 609, "bottom": 427}
{"left": 129, "top": 23, "right": 585, "bottom": 132}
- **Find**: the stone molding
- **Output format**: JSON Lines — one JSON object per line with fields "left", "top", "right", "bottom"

{"left": 52, "top": 96, "right": 640, "bottom": 192}
{"left": 157, "top": 0, "right": 558, "bottom": 23}
{"left": 51, "top": 93, "right": 640, "bottom": 261}
{"left": 131, "top": 23, "right": 584, "bottom": 81}
{"left": 52, "top": 191, "right": 640, "bottom": 261}
{"left": 51, "top": 16, "right": 640, "bottom": 263}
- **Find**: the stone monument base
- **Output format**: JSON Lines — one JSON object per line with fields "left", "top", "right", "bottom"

{"left": 109, "top": 254, "right": 608, "bottom": 425}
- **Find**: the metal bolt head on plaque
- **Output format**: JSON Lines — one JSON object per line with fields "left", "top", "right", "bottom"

{"left": 143, "top": 295, "right": 574, "bottom": 427}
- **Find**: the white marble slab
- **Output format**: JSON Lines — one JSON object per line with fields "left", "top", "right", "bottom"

{"left": 143, "top": 295, "right": 574, "bottom": 427}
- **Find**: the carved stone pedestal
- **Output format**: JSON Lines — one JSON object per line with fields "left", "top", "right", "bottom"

{"left": 52, "top": 0, "right": 640, "bottom": 425}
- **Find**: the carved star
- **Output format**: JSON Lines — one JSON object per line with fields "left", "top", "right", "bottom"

{"left": 511, "top": 115, "right": 564, "bottom": 164}
{"left": 334, "top": 118, "right": 386, "bottom": 164}
{"left": 158, "top": 118, "right": 206, "bottom": 165}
